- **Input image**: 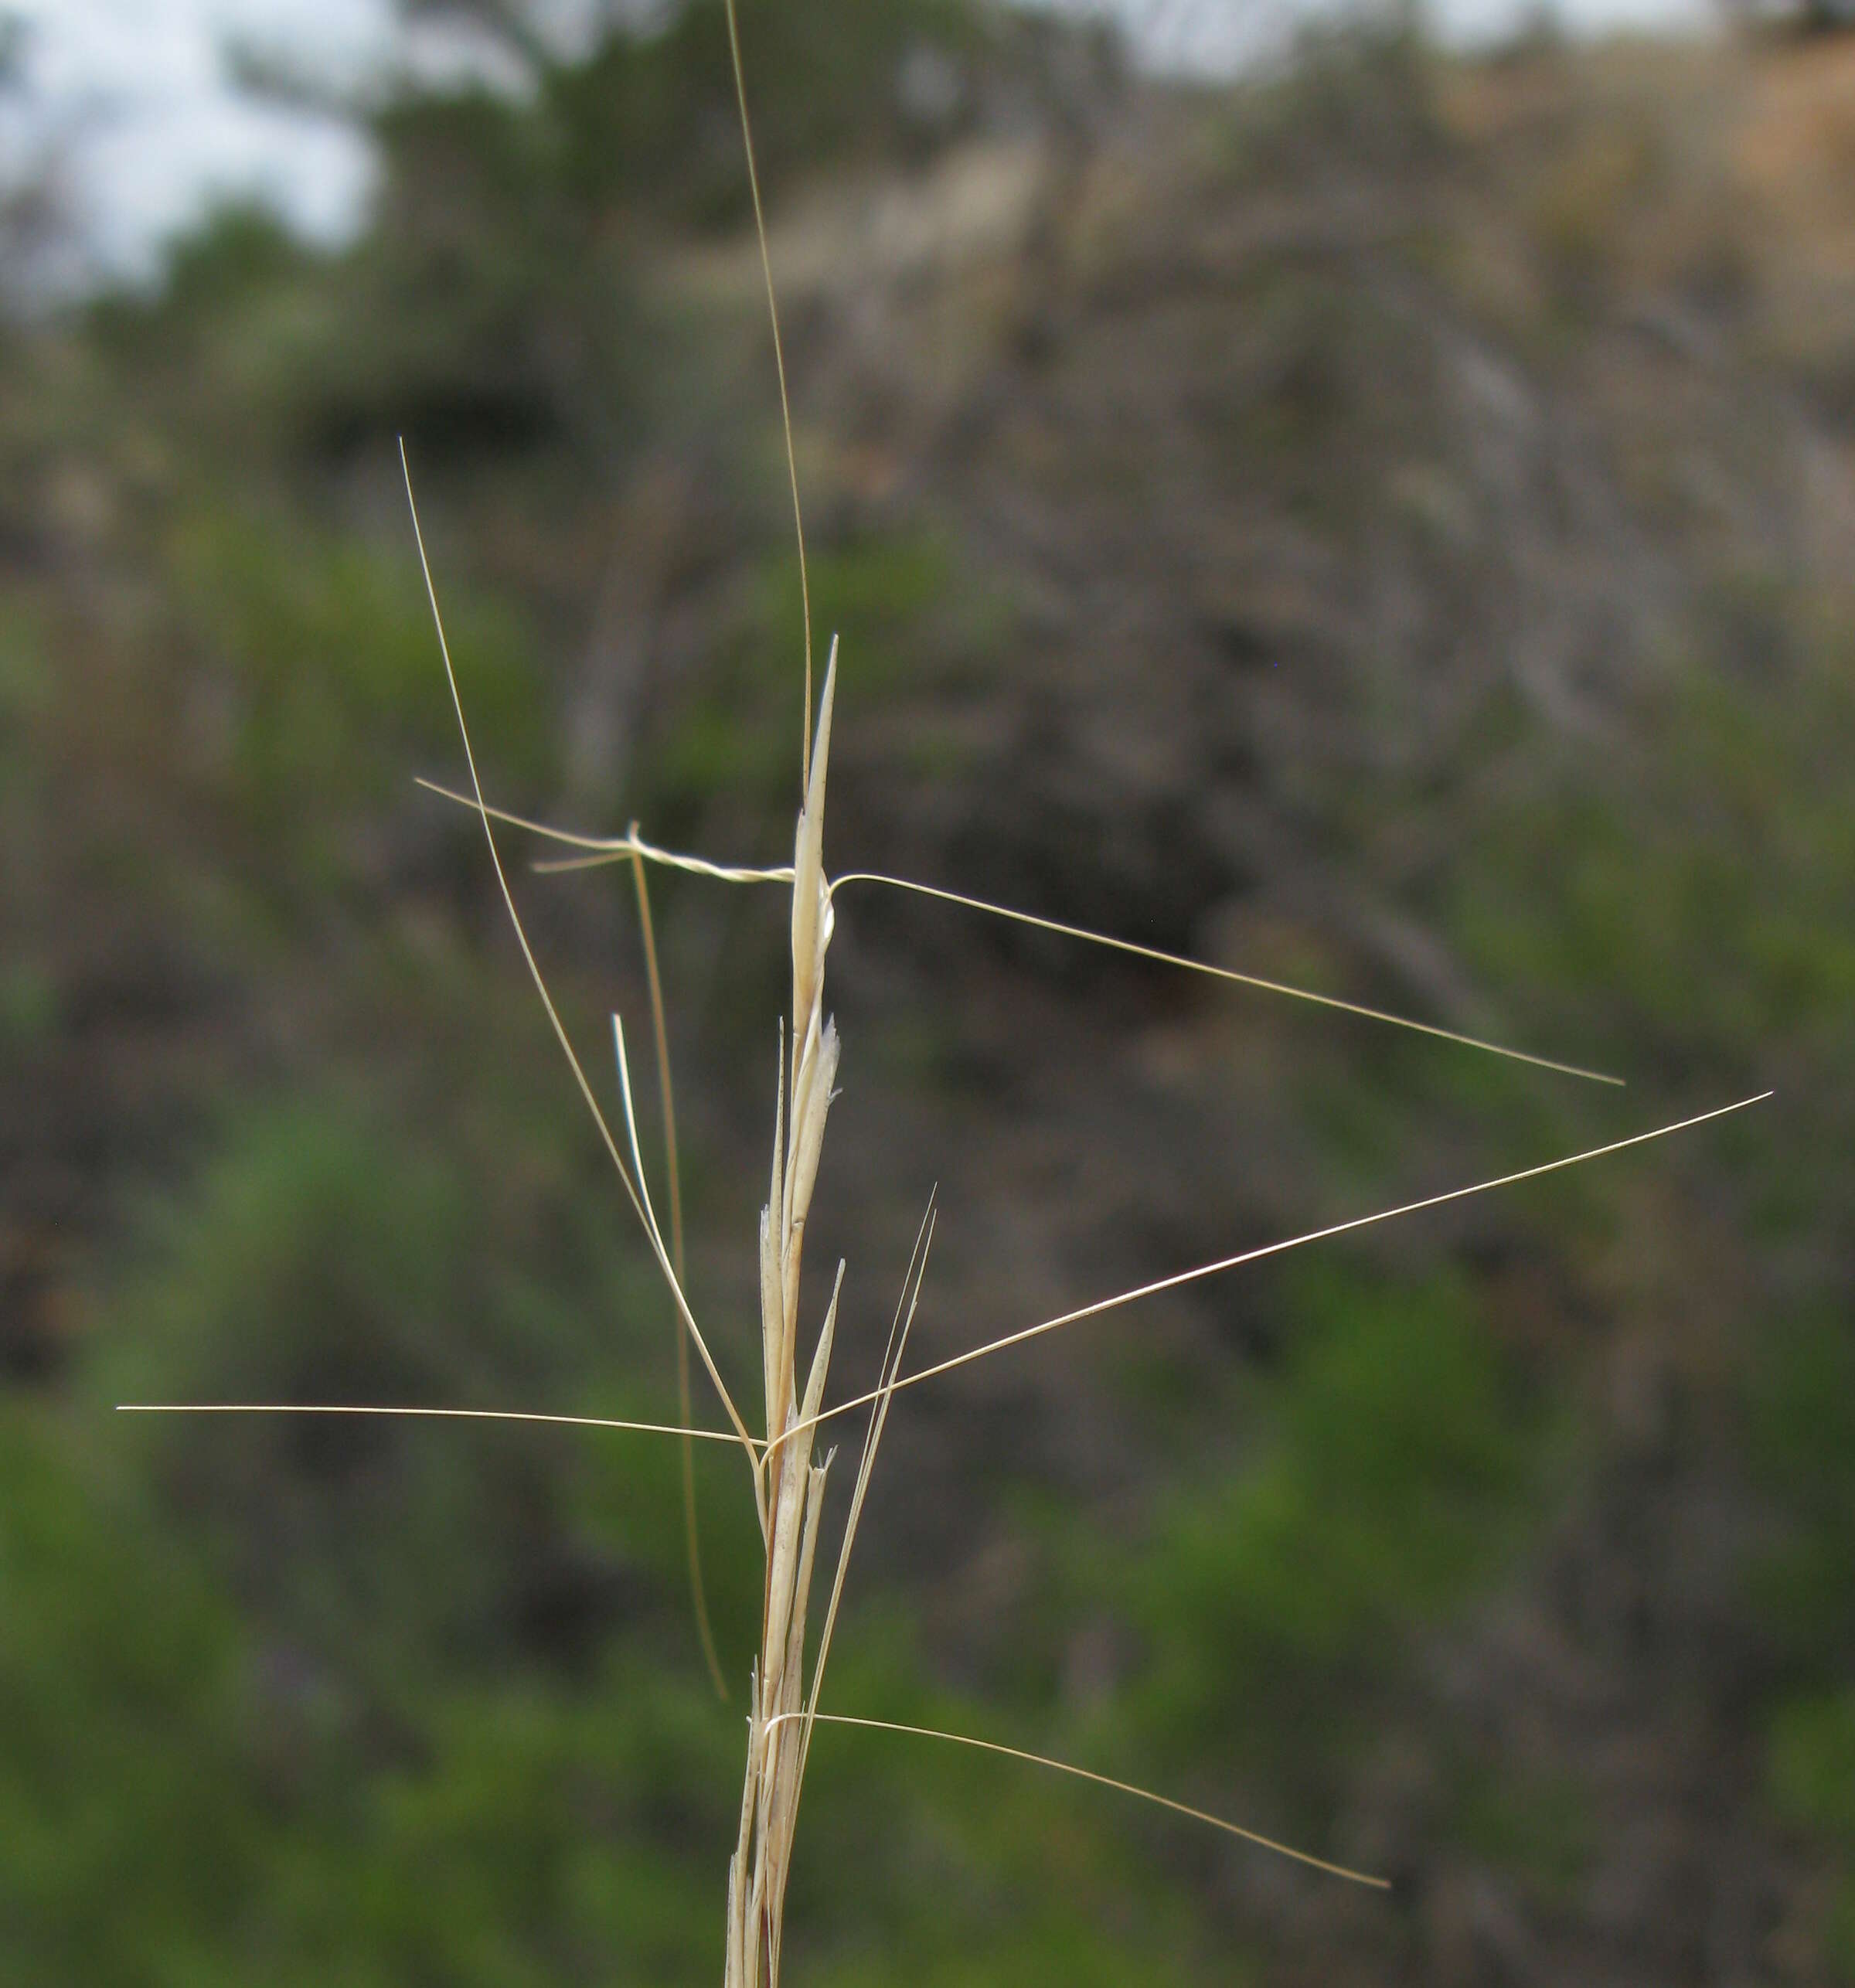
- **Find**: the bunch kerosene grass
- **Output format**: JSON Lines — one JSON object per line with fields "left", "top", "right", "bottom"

{"left": 117, "top": 4, "right": 1772, "bottom": 1981}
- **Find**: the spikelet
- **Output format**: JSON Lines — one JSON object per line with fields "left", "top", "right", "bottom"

{"left": 725, "top": 645, "right": 840, "bottom": 1988}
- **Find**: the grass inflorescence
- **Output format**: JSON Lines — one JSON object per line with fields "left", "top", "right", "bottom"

{"left": 112, "top": 7, "right": 1781, "bottom": 1982}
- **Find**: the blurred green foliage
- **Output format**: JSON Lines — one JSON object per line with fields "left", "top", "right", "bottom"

{"left": 1121, "top": 1269, "right": 1545, "bottom": 1778}
{"left": 170, "top": 506, "right": 546, "bottom": 874}
{"left": 646, "top": 531, "right": 999, "bottom": 827}
{"left": 1770, "top": 1691, "right": 1855, "bottom": 1975}
{"left": 1751, "top": 1312, "right": 1855, "bottom": 1676}
{"left": 1450, "top": 1760, "right": 1594, "bottom": 1908}
{"left": 0, "top": 1404, "right": 260, "bottom": 1985}
{"left": 1446, "top": 642, "right": 1855, "bottom": 1970}
{"left": 536, "top": 0, "right": 1002, "bottom": 223}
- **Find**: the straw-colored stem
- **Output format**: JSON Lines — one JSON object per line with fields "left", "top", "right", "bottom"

{"left": 629, "top": 843, "right": 727, "bottom": 1700}
{"left": 726, "top": 655, "right": 841, "bottom": 1988}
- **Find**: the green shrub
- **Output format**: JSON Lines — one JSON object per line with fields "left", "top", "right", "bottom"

{"left": 1119, "top": 1266, "right": 1547, "bottom": 1789}
{"left": 170, "top": 507, "right": 546, "bottom": 884}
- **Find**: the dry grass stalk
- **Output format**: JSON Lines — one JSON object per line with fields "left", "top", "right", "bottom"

{"left": 723, "top": 625, "right": 951, "bottom": 1983}
{"left": 726, "top": 642, "right": 842, "bottom": 1988}
{"left": 117, "top": 448, "right": 1775, "bottom": 1979}
{"left": 113, "top": 461, "right": 1776, "bottom": 1977}
{"left": 628, "top": 839, "right": 728, "bottom": 1699}
{"left": 113, "top": 11, "right": 1784, "bottom": 1978}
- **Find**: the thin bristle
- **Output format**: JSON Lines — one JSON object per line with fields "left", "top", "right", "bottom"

{"left": 798, "top": 1202, "right": 936, "bottom": 1802}
{"left": 413, "top": 778, "right": 795, "bottom": 882}
{"left": 612, "top": 1015, "right": 669, "bottom": 1268}
{"left": 114, "top": 1402, "right": 751, "bottom": 1445}
{"left": 399, "top": 444, "right": 761, "bottom": 1485}
{"left": 628, "top": 846, "right": 727, "bottom": 1700}
{"left": 768, "top": 1712, "right": 1388, "bottom": 1890}
{"left": 415, "top": 774, "right": 1615, "bottom": 1084}
{"left": 722, "top": 0, "right": 813, "bottom": 790}
{"left": 826, "top": 869, "right": 1625, "bottom": 1086}
{"left": 785, "top": 1090, "right": 1772, "bottom": 1442}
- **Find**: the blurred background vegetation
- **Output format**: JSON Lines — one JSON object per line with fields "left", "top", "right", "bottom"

{"left": 3, "top": 0, "right": 1853, "bottom": 1979}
